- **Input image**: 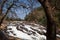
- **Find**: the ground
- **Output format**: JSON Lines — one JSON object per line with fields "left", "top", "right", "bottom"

{"left": 0, "top": 21, "right": 60, "bottom": 40}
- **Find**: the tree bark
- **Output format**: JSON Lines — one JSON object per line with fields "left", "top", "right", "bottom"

{"left": 38, "top": 0, "right": 56, "bottom": 40}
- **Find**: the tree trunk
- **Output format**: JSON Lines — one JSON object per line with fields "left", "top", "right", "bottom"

{"left": 0, "top": 6, "right": 2, "bottom": 15}
{"left": 0, "top": 30, "right": 9, "bottom": 40}
{"left": 38, "top": 0, "right": 56, "bottom": 40}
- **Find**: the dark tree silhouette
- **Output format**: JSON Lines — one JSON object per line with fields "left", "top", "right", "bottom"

{"left": 38, "top": 0, "right": 56, "bottom": 40}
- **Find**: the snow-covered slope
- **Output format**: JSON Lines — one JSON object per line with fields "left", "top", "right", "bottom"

{"left": 4, "top": 21, "right": 46, "bottom": 40}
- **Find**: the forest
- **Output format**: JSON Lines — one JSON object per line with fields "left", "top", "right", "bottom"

{"left": 0, "top": 0, "right": 60, "bottom": 40}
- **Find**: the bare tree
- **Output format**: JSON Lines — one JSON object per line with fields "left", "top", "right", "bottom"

{"left": 0, "top": 0, "right": 14, "bottom": 26}
{"left": 38, "top": 0, "right": 56, "bottom": 40}
{"left": 0, "top": 3, "right": 14, "bottom": 26}
{"left": 0, "top": 0, "right": 14, "bottom": 40}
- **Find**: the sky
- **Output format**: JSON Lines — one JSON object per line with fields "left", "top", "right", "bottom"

{"left": 16, "top": 2, "right": 41, "bottom": 19}
{"left": 1, "top": 0, "right": 41, "bottom": 19}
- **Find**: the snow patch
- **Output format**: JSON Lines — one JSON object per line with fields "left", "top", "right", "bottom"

{"left": 5, "top": 22, "right": 46, "bottom": 40}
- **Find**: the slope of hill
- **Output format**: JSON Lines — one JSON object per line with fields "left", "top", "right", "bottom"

{"left": 3, "top": 21, "right": 46, "bottom": 40}
{"left": 25, "top": 7, "right": 47, "bottom": 26}
{"left": 1, "top": 21, "right": 60, "bottom": 40}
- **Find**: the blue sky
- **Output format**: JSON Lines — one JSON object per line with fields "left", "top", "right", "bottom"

{"left": 16, "top": 3, "right": 41, "bottom": 19}
{"left": 2, "top": 0, "right": 41, "bottom": 19}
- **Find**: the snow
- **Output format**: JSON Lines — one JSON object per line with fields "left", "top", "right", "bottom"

{"left": 24, "top": 25, "right": 32, "bottom": 30}
{"left": 42, "top": 30, "right": 46, "bottom": 33}
{"left": 7, "top": 26, "right": 32, "bottom": 40}
{"left": 5, "top": 21, "right": 46, "bottom": 40}
{"left": 56, "top": 34, "right": 60, "bottom": 38}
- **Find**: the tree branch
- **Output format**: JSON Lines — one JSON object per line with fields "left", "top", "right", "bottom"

{"left": 0, "top": 3, "right": 14, "bottom": 27}
{"left": 0, "top": 0, "right": 7, "bottom": 14}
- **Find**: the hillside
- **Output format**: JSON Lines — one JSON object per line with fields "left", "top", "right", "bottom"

{"left": 0, "top": 21, "right": 60, "bottom": 40}
{"left": 25, "top": 7, "right": 47, "bottom": 26}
